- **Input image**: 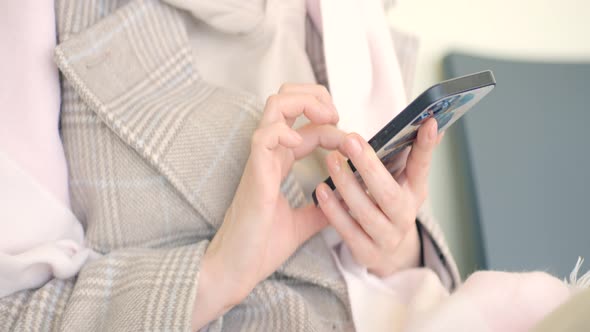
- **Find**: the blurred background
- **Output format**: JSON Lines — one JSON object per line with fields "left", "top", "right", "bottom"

{"left": 387, "top": 0, "right": 590, "bottom": 278}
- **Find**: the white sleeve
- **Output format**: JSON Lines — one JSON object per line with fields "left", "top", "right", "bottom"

{"left": 323, "top": 221, "right": 455, "bottom": 292}
{"left": 0, "top": 151, "right": 92, "bottom": 298}
{"left": 322, "top": 227, "right": 451, "bottom": 332}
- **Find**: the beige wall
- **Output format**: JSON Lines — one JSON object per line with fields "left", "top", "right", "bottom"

{"left": 387, "top": 0, "right": 590, "bottom": 276}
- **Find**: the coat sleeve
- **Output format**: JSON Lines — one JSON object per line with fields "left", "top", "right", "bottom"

{"left": 0, "top": 242, "right": 209, "bottom": 331}
{"left": 417, "top": 207, "right": 462, "bottom": 289}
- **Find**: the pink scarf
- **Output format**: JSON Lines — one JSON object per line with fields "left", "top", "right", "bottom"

{"left": 307, "top": 0, "right": 408, "bottom": 139}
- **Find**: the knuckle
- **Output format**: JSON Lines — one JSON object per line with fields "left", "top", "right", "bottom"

{"left": 380, "top": 185, "right": 399, "bottom": 205}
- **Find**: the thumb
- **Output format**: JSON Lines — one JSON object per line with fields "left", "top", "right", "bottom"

{"left": 292, "top": 204, "right": 329, "bottom": 245}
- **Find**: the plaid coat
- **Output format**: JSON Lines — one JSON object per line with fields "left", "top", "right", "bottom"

{"left": 0, "top": 0, "right": 459, "bottom": 331}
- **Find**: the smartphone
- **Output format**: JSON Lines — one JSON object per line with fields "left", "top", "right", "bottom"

{"left": 311, "top": 70, "right": 496, "bottom": 205}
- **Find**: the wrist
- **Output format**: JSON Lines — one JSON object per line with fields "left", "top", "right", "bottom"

{"left": 191, "top": 251, "right": 240, "bottom": 331}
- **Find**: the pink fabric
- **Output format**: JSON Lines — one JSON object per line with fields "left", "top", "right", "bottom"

{"left": 403, "top": 270, "right": 574, "bottom": 332}
{"left": 0, "top": 0, "right": 91, "bottom": 298}
{"left": 322, "top": 224, "right": 454, "bottom": 331}
{"left": 307, "top": 0, "right": 408, "bottom": 139}
{"left": 332, "top": 236, "right": 580, "bottom": 332}
{"left": 172, "top": 0, "right": 316, "bottom": 105}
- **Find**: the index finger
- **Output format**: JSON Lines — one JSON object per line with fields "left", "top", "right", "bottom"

{"left": 340, "top": 133, "right": 405, "bottom": 226}
{"left": 278, "top": 83, "right": 336, "bottom": 112}
{"left": 404, "top": 118, "right": 438, "bottom": 199}
{"left": 260, "top": 93, "right": 339, "bottom": 127}
{"left": 292, "top": 124, "right": 347, "bottom": 160}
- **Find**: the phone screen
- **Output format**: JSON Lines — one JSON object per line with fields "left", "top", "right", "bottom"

{"left": 376, "top": 85, "right": 495, "bottom": 175}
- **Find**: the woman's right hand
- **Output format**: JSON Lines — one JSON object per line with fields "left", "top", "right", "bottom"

{"left": 192, "top": 84, "right": 345, "bottom": 330}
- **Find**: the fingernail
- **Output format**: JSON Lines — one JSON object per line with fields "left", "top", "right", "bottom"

{"left": 428, "top": 122, "right": 438, "bottom": 140}
{"left": 329, "top": 153, "right": 341, "bottom": 173}
{"left": 317, "top": 186, "right": 329, "bottom": 202}
{"left": 344, "top": 136, "right": 361, "bottom": 157}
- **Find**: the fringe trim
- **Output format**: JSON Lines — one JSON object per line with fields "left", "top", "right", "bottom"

{"left": 564, "top": 257, "right": 590, "bottom": 290}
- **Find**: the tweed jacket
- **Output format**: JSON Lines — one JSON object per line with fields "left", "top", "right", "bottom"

{"left": 0, "top": 0, "right": 459, "bottom": 331}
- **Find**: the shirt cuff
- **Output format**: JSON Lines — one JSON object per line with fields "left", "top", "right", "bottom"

{"left": 323, "top": 219, "right": 456, "bottom": 293}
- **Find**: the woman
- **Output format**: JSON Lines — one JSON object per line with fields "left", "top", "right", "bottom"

{"left": 5, "top": 0, "right": 590, "bottom": 330}
{"left": 1, "top": 0, "right": 461, "bottom": 330}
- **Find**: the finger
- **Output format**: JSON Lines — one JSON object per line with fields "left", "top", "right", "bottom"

{"left": 391, "top": 147, "right": 411, "bottom": 179}
{"left": 405, "top": 118, "right": 438, "bottom": 200}
{"left": 260, "top": 93, "right": 338, "bottom": 127}
{"left": 315, "top": 183, "right": 379, "bottom": 265}
{"left": 251, "top": 122, "right": 302, "bottom": 152}
{"left": 278, "top": 83, "right": 338, "bottom": 120}
{"left": 292, "top": 124, "right": 347, "bottom": 160}
{"left": 340, "top": 133, "right": 411, "bottom": 230}
{"left": 292, "top": 204, "right": 329, "bottom": 245}
{"left": 325, "top": 151, "right": 400, "bottom": 246}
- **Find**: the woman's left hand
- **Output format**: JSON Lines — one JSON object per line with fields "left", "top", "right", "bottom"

{"left": 315, "top": 118, "right": 443, "bottom": 278}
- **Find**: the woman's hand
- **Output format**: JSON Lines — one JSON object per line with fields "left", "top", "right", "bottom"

{"left": 315, "top": 118, "right": 443, "bottom": 278}
{"left": 192, "top": 84, "right": 345, "bottom": 330}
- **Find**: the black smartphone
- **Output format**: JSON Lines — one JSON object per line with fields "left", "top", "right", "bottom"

{"left": 311, "top": 70, "right": 496, "bottom": 205}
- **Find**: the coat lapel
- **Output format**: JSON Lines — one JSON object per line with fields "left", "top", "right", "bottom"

{"left": 55, "top": 0, "right": 351, "bottom": 310}
{"left": 54, "top": 0, "right": 263, "bottom": 228}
